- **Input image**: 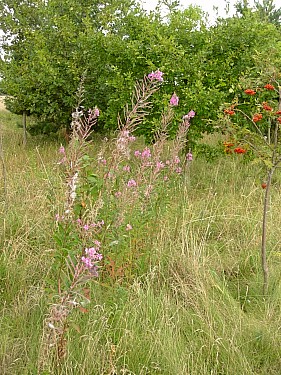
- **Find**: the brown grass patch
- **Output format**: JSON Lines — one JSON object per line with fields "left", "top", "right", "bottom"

{"left": 0, "top": 96, "right": 7, "bottom": 111}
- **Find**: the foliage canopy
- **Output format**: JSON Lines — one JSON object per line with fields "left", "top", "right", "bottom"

{"left": 0, "top": 0, "right": 281, "bottom": 140}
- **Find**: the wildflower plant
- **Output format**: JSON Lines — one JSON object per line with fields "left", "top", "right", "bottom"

{"left": 40, "top": 71, "right": 195, "bottom": 369}
{"left": 77, "top": 73, "right": 195, "bottom": 282}
{"left": 39, "top": 80, "right": 102, "bottom": 370}
{"left": 221, "top": 73, "right": 281, "bottom": 294}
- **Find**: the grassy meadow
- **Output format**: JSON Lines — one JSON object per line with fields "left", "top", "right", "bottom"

{"left": 0, "top": 108, "right": 281, "bottom": 375}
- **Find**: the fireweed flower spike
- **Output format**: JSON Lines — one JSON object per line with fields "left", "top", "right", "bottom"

{"left": 59, "top": 145, "right": 65, "bottom": 154}
{"left": 127, "top": 179, "right": 137, "bottom": 187}
{"left": 94, "top": 108, "right": 100, "bottom": 117}
{"left": 170, "top": 93, "right": 179, "bottom": 106}
{"left": 188, "top": 110, "right": 195, "bottom": 118}
{"left": 148, "top": 70, "right": 164, "bottom": 82}
{"left": 82, "top": 244, "right": 103, "bottom": 273}
{"left": 186, "top": 152, "right": 193, "bottom": 161}
{"left": 155, "top": 161, "right": 165, "bottom": 172}
{"left": 141, "top": 147, "right": 151, "bottom": 159}
{"left": 183, "top": 110, "right": 196, "bottom": 122}
{"left": 175, "top": 167, "right": 182, "bottom": 174}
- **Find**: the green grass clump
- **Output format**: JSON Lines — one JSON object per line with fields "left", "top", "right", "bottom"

{"left": 0, "top": 111, "right": 281, "bottom": 374}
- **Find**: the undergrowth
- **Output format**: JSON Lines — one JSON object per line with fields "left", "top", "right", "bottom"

{"left": 0, "top": 107, "right": 281, "bottom": 374}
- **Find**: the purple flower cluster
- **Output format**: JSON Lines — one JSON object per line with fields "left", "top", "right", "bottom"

{"left": 148, "top": 70, "right": 164, "bottom": 82}
{"left": 134, "top": 147, "right": 151, "bottom": 159}
{"left": 81, "top": 240, "right": 103, "bottom": 276}
{"left": 183, "top": 110, "right": 196, "bottom": 121}
{"left": 186, "top": 152, "right": 193, "bottom": 161}
{"left": 170, "top": 93, "right": 179, "bottom": 106}
{"left": 127, "top": 179, "right": 137, "bottom": 187}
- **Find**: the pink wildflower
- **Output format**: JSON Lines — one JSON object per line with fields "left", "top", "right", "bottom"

{"left": 141, "top": 147, "right": 151, "bottom": 158}
{"left": 186, "top": 152, "right": 193, "bottom": 161}
{"left": 81, "top": 256, "right": 93, "bottom": 269}
{"left": 155, "top": 161, "right": 165, "bottom": 172}
{"left": 176, "top": 167, "right": 182, "bottom": 174}
{"left": 127, "top": 179, "right": 137, "bottom": 187}
{"left": 94, "top": 108, "right": 100, "bottom": 117}
{"left": 82, "top": 241, "right": 103, "bottom": 274}
{"left": 94, "top": 253, "right": 103, "bottom": 261}
{"left": 83, "top": 224, "right": 89, "bottom": 231}
{"left": 163, "top": 176, "right": 169, "bottom": 181}
{"left": 115, "top": 191, "right": 122, "bottom": 198}
{"left": 85, "top": 247, "right": 103, "bottom": 261}
{"left": 157, "top": 161, "right": 165, "bottom": 169}
{"left": 148, "top": 69, "right": 164, "bottom": 82}
{"left": 174, "top": 156, "right": 180, "bottom": 164}
{"left": 123, "top": 165, "right": 131, "bottom": 172}
{"left": 59, "top": 145, "right": 65, "bottom": 154}
{"left": 134, "top": 150, "right": 141, "bottom": 157}
{"left": 101, "top": 159, "right": 107, "bottom": 165}
{"left": 170, "top": 93, "right": 179, "bottom": 106}
{"left": 85, "top": 247, "right": 96, "bottom": 257}
{"left": 126, "top": 224, "right": 133, "bottom": 231}
{"left": 183, "top": 110, "right": 195, "bottom": 124}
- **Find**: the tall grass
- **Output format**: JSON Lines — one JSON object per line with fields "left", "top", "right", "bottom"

{"left": 0, "top": 111, "right": 281, "bottom": 374}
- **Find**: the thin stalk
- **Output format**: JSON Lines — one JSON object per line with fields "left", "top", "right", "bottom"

{"left": 261, "top": 167, "right": 273, "bottom": 295}
{"left": 23, "top": 110, "right": 27, "bottom": 146}
{"left": 262, "top": 117, "right": 279, "bottom": 295}
{"left": 235, "top": 108, "right": 271, "bottom": 147}
{"left": 0, "top": 132, "right": 7, "bottom": 204}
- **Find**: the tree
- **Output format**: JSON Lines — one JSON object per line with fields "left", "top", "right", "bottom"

{"left": 0, "top": 0, "right": 150, "bottom": 133}
{"left": 254, "top": 0, "right": 281, "bottom": 26}
{"left": 0, "top": 0, "right": 208, "bottom": 139}
{"left": 1, "top": 0, "right": 280, "bottom": 145}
